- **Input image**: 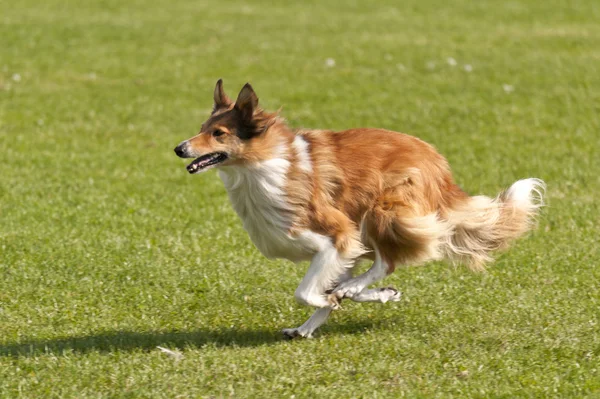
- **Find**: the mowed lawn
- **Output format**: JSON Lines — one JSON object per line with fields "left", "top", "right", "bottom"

{"left": 1, "top": 0, "right": 599, "bottom": 397}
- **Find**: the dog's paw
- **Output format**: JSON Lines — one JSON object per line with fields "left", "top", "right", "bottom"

{"left": 282, "top": 328, "right": 313, "bottom": 339}
{"left": 378, "top": 287, "right": 402, "bottom": 303}
{"left": 327, "top": 282, "right": 362, "bottom": 308}
{"left": 330, "top": 281, "right": 363, "bottom": 301}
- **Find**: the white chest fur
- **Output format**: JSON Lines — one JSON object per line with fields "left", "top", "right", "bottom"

{"left": 218, "top": 158, "right": 318, "bottom": 262}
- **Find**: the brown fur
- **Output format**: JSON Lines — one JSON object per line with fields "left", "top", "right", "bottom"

{"left": 183, "top": 81, "right": 543, "bottom": 273}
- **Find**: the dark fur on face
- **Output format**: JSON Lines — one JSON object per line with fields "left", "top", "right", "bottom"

{"left": 175, "top": 80, "right": 283, "bottom": 171}
{"left": 207, "top": 79, "right": 278, "bottom": 140}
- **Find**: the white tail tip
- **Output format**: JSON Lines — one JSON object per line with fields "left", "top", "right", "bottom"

{"left": 506, "top": 178, "right": 546, "bottom": 208}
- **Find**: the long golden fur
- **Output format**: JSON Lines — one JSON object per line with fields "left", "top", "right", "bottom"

{"left": 174, "top": 80, "right": 545, "bottom": 337}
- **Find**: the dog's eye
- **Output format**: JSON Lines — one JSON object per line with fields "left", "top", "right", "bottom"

{"left": 212, "top": 129, "right": 225, "bottom": 137}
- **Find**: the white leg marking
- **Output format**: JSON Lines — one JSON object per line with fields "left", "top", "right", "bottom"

{"left": 350, "top": 287, "right": 402, "bottom": 303}
{"left": 294, "top": 238, "right": 358, "bottom": 309}
{"left": 329, "top": 246, "right": 392, "bottom": 305}
{"left": 282, "top": 308, "right": 333, "bottom": 339}
{"left": 283, "top": 269, "right": 353, "bottom": 339}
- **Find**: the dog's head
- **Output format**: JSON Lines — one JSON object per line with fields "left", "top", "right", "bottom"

{"left": 174, "top": 80, "right": 279, "bottom": 174}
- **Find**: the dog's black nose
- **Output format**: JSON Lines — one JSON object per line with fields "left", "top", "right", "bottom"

{"left": 174, "top": 143, "right": 187, "bottom": 158}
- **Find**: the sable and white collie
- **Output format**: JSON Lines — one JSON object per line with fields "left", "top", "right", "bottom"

{"left": 174, "top": 80, "right": 545, "bottom": 338}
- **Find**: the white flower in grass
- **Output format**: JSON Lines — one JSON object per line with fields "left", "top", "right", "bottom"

{"left": 503, "top": 84, "right": 514, "bottom": 93}
{"left": 12, "top": 73, "right": 21, "bottom": 82}
{"left": 447, "top": 57, "right": 457, "bottom": 66}
{"left": 463, "top": 64, "right": 473, "bottom": 72}
{"left": 396, "top": 63, "right": 406, "bottom": 71}
{"left": 325, "top": 58, "right": 336, "bottom": 67}
{"left": 426, "top": 61, "right": 436, "bottom": 70}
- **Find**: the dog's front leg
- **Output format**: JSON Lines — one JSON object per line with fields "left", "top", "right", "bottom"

{"left": 283, "top": 246, "right": 355, "bottom": 338}
{"left": 282, "top": 308, "right": 332, "bottom": 339}
{"left": 294, "top": 246, "right": 354, "bottom": 309}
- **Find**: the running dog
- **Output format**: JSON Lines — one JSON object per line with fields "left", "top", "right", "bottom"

{"left": 174, "top": 80, "right": 545, "bottom": 338}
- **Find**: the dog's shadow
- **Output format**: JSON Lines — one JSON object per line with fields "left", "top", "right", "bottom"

{"left": 0, "top": 321, "right": 377, "bottom": 358}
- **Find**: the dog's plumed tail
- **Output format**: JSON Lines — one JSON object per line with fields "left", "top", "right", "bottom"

{"left": 444, "top": 178, "right": 545, "bottom": 271}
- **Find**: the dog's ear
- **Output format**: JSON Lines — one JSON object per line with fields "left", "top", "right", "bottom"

{"left": 234, "top": 83, "right": 258, "bottom": 122}
{"left": 213, "top": 79, "right": 232, "bottom": 112}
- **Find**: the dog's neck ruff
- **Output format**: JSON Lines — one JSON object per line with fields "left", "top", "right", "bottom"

{"left": 217, "top": 141, "right": 317, "bottom": 261}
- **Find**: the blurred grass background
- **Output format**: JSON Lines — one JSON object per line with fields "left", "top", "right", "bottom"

{"left": 1, "top": 0, "right": 599, "bottom": 397}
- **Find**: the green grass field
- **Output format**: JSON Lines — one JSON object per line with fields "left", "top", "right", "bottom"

{"left": 1, "top": 0, "right": 599, "bottom": 397}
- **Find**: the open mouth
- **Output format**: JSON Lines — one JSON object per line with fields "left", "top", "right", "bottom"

{"left": 187, "top": 152, "right": 228, "bottom": 174}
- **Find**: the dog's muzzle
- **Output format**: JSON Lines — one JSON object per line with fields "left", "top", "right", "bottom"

{"left": 174, "top": 140, "right": 228, "bottom": 174}
{"left": 174, "top": 141, "right": 191, "bottom": 158}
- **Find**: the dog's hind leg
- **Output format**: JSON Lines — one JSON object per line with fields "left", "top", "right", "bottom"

{"left": 329, "top": 196, "right": 448, "bottom": 305}
{"left": 282, "top": 287, "right": 400, "bottom": 338}
{"left": 349, "top": 287, "right": 402, "bottom": 303}
{"left": 282, "top": 285, "right": 401, "bottom": 339}
{"left": 283, "top": 256, "right": 401, "bottom": 339}
{"left": 327, "top": 246, "right": 395, "bottom": 306}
